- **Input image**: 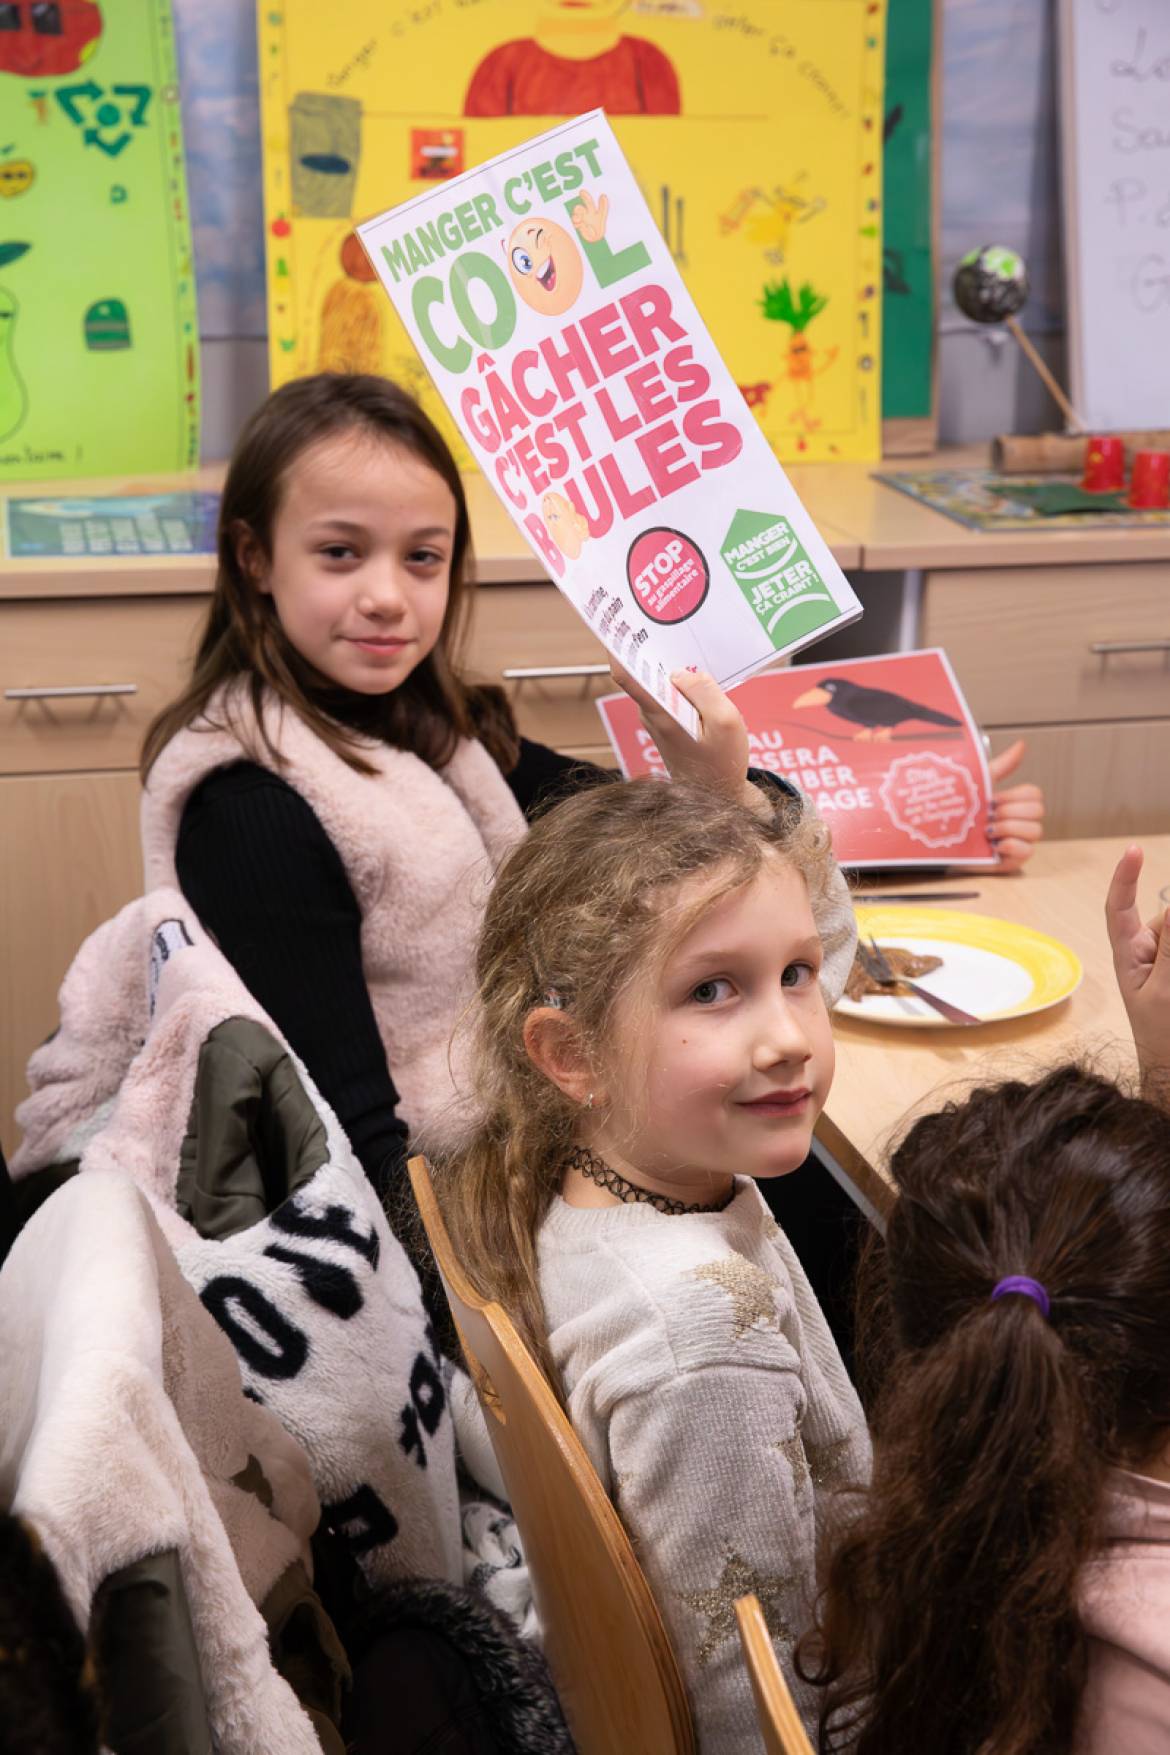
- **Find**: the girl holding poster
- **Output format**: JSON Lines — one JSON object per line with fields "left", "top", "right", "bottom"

{"left": 427, "top": 775, "right": 869, "bottom": 1749}
{"left": 139, "top": 371, "right": 853, "bottom": 1327}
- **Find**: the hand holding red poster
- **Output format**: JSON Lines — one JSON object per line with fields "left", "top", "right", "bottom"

{"left": 597, "top": 650, "right": 998, "bottom": 868}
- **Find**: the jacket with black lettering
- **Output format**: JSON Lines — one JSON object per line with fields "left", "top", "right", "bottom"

{"left": 11, "top": 889, "right": 463, "bottom": 1594}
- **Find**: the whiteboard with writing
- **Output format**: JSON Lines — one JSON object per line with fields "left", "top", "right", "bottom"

{"left": 1060, "top": 0, "right": 1170, "bottom": 431}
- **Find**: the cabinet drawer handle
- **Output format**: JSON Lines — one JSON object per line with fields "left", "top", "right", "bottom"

{"left": 502, "top": 664, "right": 610, "bottom": 681}
{"left": 1089, "top": 640, "right": 1170, "bottom": 657}
{"left": 5, "top": 683, "right": 139, "bottom": 700}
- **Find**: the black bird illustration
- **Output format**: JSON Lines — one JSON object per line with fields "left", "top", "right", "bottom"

{"left": 793, "top": 677, "right": 962, "bottom": 741}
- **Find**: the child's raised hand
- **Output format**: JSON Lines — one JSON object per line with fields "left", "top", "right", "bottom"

{"left": 986, "top": 739, "right": 1045, "bottom": 873}
{"left": 948, "top": 740, "right": 1044, "bottom": 876}
{"left": 611, "top": 661, "right": 758, "bottom": 809}
{"left": 1106, "top": 843, "right": 1170, "bottom": 1098}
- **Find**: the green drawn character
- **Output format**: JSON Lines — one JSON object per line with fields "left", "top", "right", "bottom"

{"left": 0, "top": 285, "right": 28, "bottom": 443}
{"left": 84, "top": 298, "right": 132, "bottom": 351}
{"left": 760, "top": 278, "right": 838, "bottom": 431}
{"left": 56, "top": 84, "right": 154, "bottom": 158}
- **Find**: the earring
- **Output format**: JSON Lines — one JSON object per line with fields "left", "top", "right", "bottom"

{"left": 584, "top": 1092, "right": 594, "bottom": 1110}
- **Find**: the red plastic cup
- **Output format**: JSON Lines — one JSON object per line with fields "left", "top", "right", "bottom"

{"left": 1128, "top": 449, "right": 1170, "bottom": 509}
{"left": 1082, "top": 435, "right": 1126, "bottom": 492}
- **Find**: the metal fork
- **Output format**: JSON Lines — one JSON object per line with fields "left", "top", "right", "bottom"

{"left": 855, "top": 935, "right": 981, "bottom": 1026}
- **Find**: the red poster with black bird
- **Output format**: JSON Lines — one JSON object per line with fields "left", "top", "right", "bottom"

{"left": 597, "top": 649, "right": 997, "bottom": 868}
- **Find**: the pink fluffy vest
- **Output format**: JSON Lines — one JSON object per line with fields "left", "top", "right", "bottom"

{"left": 141, "top": 687, "right": 526, "bottom": 1138}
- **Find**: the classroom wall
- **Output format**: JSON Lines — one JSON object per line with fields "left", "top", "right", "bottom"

{"left": 937, "top": 0, "right": 1066, "bottom": 444}
{"left": 177, "top": 0, "right": 1068, "bottom": 462}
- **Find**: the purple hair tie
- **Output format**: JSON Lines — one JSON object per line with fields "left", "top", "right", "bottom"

{"left": 990, "top": 1275, "right": 1050, "bottom": 1318}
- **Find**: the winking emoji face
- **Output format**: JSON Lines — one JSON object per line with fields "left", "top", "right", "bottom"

{"left": 507, "top": 217, "right": 584, "bottom": 316}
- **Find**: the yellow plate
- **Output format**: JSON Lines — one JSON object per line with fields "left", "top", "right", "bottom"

{"left": 836, "top": 907, "right": 1083, "bottom": 1028}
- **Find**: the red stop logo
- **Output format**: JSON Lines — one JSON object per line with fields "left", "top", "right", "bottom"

{"left": 626, "top": 527, "right": 710, "bottom": 625}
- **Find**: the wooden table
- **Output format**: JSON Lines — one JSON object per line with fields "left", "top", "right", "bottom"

{"left": 0, "top": 462, "right": 863, "bottom": 592}
{"left": 786, "top": 447, "right": 1170, "bottom": 843}
{"left": 816, "top": 834, "right": 1168, "bottom": 1223}
{"left": 787, "top": 446, "right": 1170, "bottom": 571}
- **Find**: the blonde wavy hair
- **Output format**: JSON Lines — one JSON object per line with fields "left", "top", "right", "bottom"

{"left": 428, "top": 776, "right": 836, "bottom": 1396}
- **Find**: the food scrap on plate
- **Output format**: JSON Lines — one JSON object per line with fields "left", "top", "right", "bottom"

{"left": 845, "top": 946, "right": 943, "bottom": 1003}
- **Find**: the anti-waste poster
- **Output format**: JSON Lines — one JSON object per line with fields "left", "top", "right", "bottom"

{"left": 598, "top": 651, "right": 997, "bottom": 867}
{"left": 258, "top": 0, "right": 885, "bottom": 465}
{"left": 358, "top": 112, "right": 862, "bottom": 725}
{"left": 0, "top": 0, "right": 199, "bottom": 481}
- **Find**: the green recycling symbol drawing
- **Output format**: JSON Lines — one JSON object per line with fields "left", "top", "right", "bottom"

{"left": 55, "top": 83, "right": 153, "bottom": 158}
{"left": 720, "top": 508, "right": 837, "bottom": 650}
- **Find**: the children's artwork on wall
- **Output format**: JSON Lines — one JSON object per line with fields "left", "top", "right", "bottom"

{"left": 5, "top": 492, "right": 220, "bottom": 557}
{"left": 259, "top": 0, "right": 886, "bottom": 465}
{"left": 0, "top": 0, "right": 199, "bottom": 480}
{"left": 881, "top": 0, "right": 936, "bottom": 450}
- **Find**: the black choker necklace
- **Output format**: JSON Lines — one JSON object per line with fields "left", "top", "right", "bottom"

{"left": 565, "top": 1146, "right": 735, "bottom": 1217}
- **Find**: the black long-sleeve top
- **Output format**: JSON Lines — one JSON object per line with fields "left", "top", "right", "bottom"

{"left": 175, "top": 738, "right": 610, "bottom": 1208}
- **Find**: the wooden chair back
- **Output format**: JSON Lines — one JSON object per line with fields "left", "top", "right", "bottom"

{"left": 735, "top": 1593, "right": 815, "bottom": 1755}
{"left": 408, "top": 1156, "right": 695, "bottom": 1755}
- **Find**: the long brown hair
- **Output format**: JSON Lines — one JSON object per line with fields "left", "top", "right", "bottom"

{"left": 806, "top": 1063, "right": 1170, "bottom": 1755}
{"left": 426, "top": 776, "right": 837, "bottom": 1396}
{"left": 141, "top": 372, "right": 517, "bottom": 778}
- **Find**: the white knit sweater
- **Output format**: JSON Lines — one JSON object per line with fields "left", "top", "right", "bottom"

{"left": 537, "top": 1179, "right": 870, "bottom": 1752}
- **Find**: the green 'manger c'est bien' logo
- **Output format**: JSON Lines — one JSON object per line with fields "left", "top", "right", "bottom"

{"left": 719, "top": 509, "right": 837, "bottom": 650}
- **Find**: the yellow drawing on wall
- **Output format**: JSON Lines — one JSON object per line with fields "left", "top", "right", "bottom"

{"left": 259, "top": 0, "right": 885, "bottom": 464}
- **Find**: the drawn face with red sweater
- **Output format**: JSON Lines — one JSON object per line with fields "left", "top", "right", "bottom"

{"left": 0, "top": 0, "right": 102, "bottom": 77}
{"left": 463, "top": 1, "right": 681, "bottom": 117}
{"left": 534, "top": 0, "right": 629, "bottom": 23}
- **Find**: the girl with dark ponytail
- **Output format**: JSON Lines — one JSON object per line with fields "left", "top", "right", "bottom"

{"left": 805, "top": 1060, "right": 1170, "bottom": 1755}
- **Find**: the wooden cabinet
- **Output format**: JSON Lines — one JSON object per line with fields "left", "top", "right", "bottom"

{"left": 0, "top": 593, "right": 208, "bottom": 1156}
{"left": 986, "top": 721, "right": 1170, "bottom": 840}
{"left": 922, "top": 563, "right": 1170, "bottom": 726}
{"left": 0, "top": 595, "right": 208, "bottom": 774}
{"left": 0, "top": 770, "right": 144, "bottom": 1154}
{"left": 923, "top": 562, "right": 1170, "bottom": 840}
{"left": 464, "top": 581, "right": 617, "bottom": 764}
